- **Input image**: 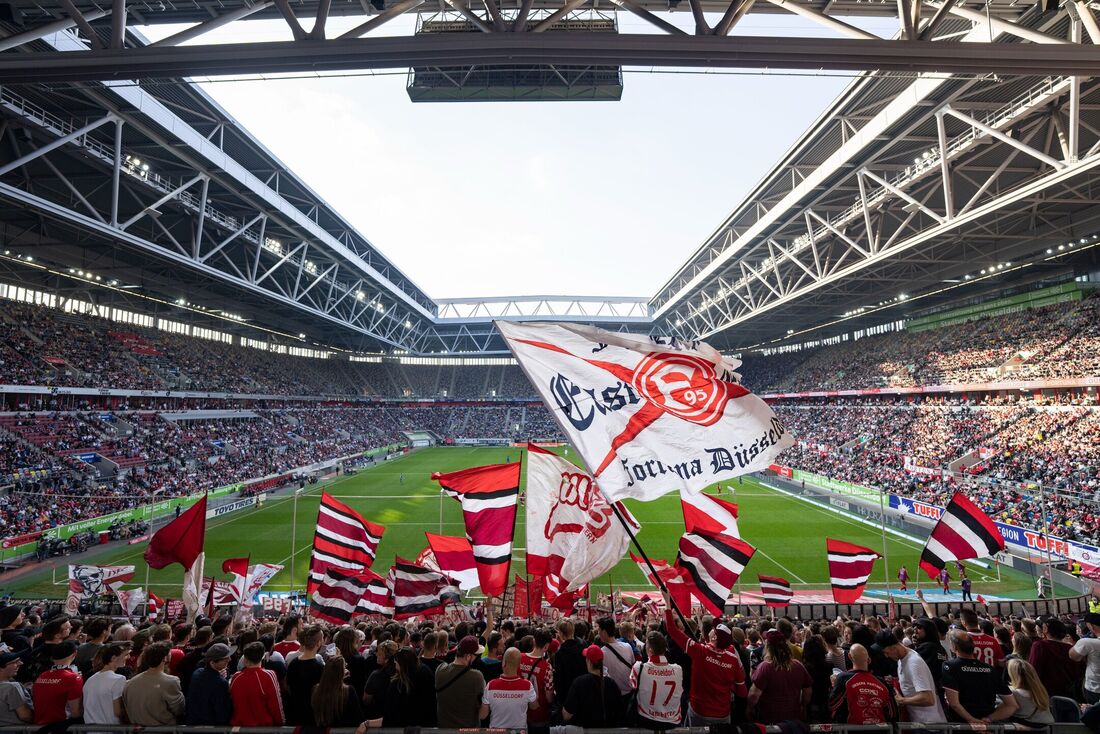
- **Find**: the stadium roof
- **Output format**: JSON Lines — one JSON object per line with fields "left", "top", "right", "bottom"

{"left": 1, "top": 1, "right": 1099, "bottom": 354}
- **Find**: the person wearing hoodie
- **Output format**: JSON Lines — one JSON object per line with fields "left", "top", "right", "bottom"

{"left": 912, "top": 618, "right": 947, "bottom": 688}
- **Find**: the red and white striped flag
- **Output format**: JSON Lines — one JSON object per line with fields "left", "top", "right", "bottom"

{"left": 919, "top": 492, "right": 1005, "bottom": 579}
{"left": 311, "top": 567, "right": 392, "bottom": 623}
{"left": 307, "top": 491, "right": 384, "bottom": 594}
{"left": 425, "top": 533, "right": 480, "bottom": 591}
{"left": 827, "top": 538, "right": 880, "bottom": 604}
{"left": 675, "top": 532, "right": 755, "bottom": 616}
{"left": 758, "top": 574, "right": 792, "bottom": 608}
{"left": 389, "top": 557, "right": 461, "bottom": 620}
{"left": 496, "top": 321, "right": 793, "bottom": 503}
{"left": 432, "top": 463, "right": 520, "bottom": 597}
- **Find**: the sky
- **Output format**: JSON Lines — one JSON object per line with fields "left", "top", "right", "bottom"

{"left": 141, "top": 14, "right": 898, "bottom": 301}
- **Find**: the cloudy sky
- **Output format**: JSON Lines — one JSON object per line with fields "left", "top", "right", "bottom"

{"left": 142, "top": 14, "right": 897, "bottom": 300}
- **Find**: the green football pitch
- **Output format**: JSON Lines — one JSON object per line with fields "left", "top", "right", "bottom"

{"left": 0, "top": 446, "right": 1053, "bottom": 600}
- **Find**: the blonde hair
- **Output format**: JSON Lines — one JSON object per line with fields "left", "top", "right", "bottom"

{"left": 1007, "top": 658, "right": 1050, "bottom": 712}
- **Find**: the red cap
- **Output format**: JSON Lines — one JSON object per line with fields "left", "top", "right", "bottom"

{"left": 583, "top": 644, "right": 604, "bottom": 663}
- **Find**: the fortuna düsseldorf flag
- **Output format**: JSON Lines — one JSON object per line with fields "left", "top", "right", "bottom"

{"left": 919, "top": 491, "right": 1005, "bottom": 579}
{"left": 389, "top": 558, "right": 461, "bottom": 620}
{"left": 432, "top": 463, "right": 520, "bottom": 597}
{"left": 496, "top": 321, "right": 792, "bottom": 503}
{"left": 758, "top": 575, "right": 793, "bottom": 607}
{"left": 526, "top": 443, "right": 638, "bottom": 592}
{"left": 827, "top": 538, "right": 881, "bottom": 604}
{"left": 424, "top": 533, "right": 480, "bottom": 591}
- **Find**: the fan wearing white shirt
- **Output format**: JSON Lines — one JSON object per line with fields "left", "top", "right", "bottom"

{"left": 83, "top": 643, "right": 131, "bottom": 732}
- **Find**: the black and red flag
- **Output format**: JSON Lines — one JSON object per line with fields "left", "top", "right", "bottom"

{"left": 389, "top": 557, "right": 461, "bottom": 620}
{"left": 432, "top": 463, "right": 521, "bottom": 597}
{"left": 758, "top": 574, "right": 793, "bottom": 608}
{"left": 919, "top": 491, "right": 1005, "bottom": 578}
{"left": 307, "top": 490, "right": 385, "bottom": 595}
{"left": 675, "top": 531, "right": 755, "bottom": 616}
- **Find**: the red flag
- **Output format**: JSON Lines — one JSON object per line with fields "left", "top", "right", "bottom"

{"left": 514, "top": 576, "right": 530, "bottom": 617}
{"left": 147, "top": 591, "right": 163, "bottom": 619}
{"left": 425, "top": 533, "right": 480, "bottom": 591}
{"left": 222, "top": 557, "right": 249, "bottom": 577}
{"left": 681, "top": 492, "right": 739, "bottom": 537}
{"left": 144, "top": 496, "right": 207, "bottom": 570}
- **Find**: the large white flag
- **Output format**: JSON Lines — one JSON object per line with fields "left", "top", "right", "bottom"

{"left": 498, "top": 321, "right": 793, "bottom": 502}
{"left": 526, "top": 443, "right": 638, "bottom": 591}
{"left": 242, "top": 564, "right": 284, "bottom": 608}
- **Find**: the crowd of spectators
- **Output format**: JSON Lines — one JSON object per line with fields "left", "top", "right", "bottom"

{"left": 737, "top": 293, "right": 1100, "bottom": 393}
{"left": 0, "top": 405, "right": 563, "bottom": 538}
{"left": 773, "top": 397, "right": 1100, "bottom": 546}
{"left": 0, "top": 593, "right": 1094, "bottom": 732}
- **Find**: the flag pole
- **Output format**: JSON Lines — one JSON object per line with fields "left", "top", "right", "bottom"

{"left": 142, "top": 564, "right": 151, "bottom": 619}
{"left": 290, "top": 488, "right": 299, "bottom": 595}
{"left": 877, "top": 487, "right": 892, "bottom": 596}
{"left": 609, "top": 503, "right": 697, "bottom": 640}
{"left": 1038, "top": 482, "right": 1057, "bottom": 603}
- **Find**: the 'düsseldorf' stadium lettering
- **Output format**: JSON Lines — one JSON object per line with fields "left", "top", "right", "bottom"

{"left": 621, "top": 417, "right": 786, "bottom": 487}
{"left": 550, "top": 373, "right": 641, "bottom": 430}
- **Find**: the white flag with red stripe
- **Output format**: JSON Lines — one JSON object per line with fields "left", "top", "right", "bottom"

{"left": 496, "top": 321, "right": 793, "bottom": 503}
{"left": 525, "top": 443, "right": 638, "bottom": 592}
{"left": 681, "top": 491, "right": 739, "bottom": 537}
{"left": 425, "top": 533, "right": 480, "bottom": 591}
{"left": 827, "top": 538, "right": 881, "bottom": 604}
{"left": 432, "top": 463, "right": 520, "bottom": 597}
{"left": 919, "top": 491, "right": 1005, "bottom": 579}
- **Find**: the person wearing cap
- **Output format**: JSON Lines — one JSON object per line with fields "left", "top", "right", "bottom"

{"left": 596, "top": 618, "right": 636, "bottom": 696}
{"left": 562, "top": 644, "right": 624, "bottom": 727}
{"left": 877, "top": 629, "right": 946, "bottom": 724}
{"left": 0, "top": 606, "right": 29, "bottom": 655}
{"left": 828, "top": 643, "right": 897, "bottom": 724}
{"left": 665, "top": 605, "right": 748, "bottom": 725}
{"left": 82, "top": 643, "right": 130, "bottom": 732}
{"left": 435, "top": 635, "right": 486, "bottom": 728}
{"left": 1071, "top": 612, "right": 1100, "bottom": 703}
{"left": 185, "top": 642, "right": 233, "bottom": 725}
{"left": 31, "top": 640, "right": 82, "bottom": 727}
{"left": 229, "top": 641, "right": 283, "bottom": 727}
{"left": 941, "top": 630, "right": 1017, "bottom": 724}
{"left": 122, "top": 641, "right": 185, "bottom": 726}
{"left": 0, "top": 651, "right": 32, "bottom": 725}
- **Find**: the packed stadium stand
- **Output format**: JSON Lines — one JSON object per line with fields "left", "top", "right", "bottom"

{"left": 1, "top": 281, "right": 1099, "bottom": 549}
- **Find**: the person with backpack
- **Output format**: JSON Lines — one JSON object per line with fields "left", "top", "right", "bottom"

{"left": 629, "top": 631, "right": 683, "bottom": 729}
{"left": 597, "top": 618, "right": 635, "bottom": 696}
{"left": 435, "top": 635, "right": 486, "bottom": 728}
{"left": 664, "top": 605, "right": 748, "bottom": 726}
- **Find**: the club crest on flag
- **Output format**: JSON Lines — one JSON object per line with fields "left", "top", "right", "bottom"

{"left": 497, "top": 321, "right": 793, "bottom": 502}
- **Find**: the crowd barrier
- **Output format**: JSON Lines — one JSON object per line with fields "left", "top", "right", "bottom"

{"left": 0, "top": 724, "right": 1090, "bottom": 734}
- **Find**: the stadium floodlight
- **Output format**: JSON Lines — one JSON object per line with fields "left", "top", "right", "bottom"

{"left": 298, "top": 333, "right": 306, "bottom": 339}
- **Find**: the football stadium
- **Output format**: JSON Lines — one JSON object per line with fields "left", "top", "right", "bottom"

{"left": 0, "top": 2, "right": 1098, "bottom": 730}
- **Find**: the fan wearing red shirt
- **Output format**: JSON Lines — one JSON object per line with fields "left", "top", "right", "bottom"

{"left": 230, "top": 642, "right": 284, "bottom": 727}
{"left": 959, "top": 609, "right": 1003, "bottom": 667}
{"left": 518, "top": 629, "right": 555, "bottom": 726}
{"left": 33, "top": 641, "right": 83, "bottom": 726}
{"left": 272, "top": 615, "right": 301, "bottom": 659}
{"left": 664, "top": 608, "right": 748, "bottom": 725}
